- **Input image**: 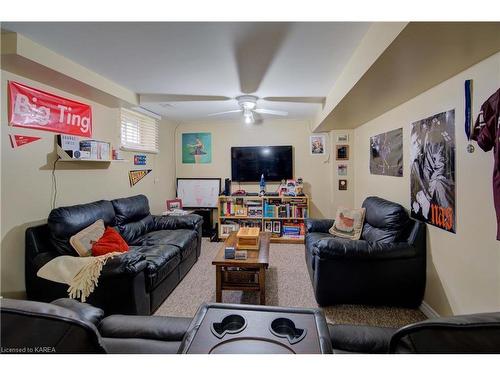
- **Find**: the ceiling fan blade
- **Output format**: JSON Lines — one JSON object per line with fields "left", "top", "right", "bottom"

{"left": 234, "top": 23, "right": 291, "bottom": 94}
{"left": 254, "top": 108, "right": 288, "bottom": 116}
{"left": 139, "top": 94, "right": 232, "bottom": 103}
{"left": 207, "top": 109, "right": 243, "bottom": 117}
{"left": 263, "top": 96, "right": 326, "bottom": 107}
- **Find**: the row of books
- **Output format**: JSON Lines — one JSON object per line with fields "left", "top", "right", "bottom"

{"left": 263, "top": 202, "right": 308, "bottom": 219}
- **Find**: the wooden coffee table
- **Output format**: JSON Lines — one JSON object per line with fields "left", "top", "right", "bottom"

{"left": 212, "top": 232, "right": 270, "bottom": 305}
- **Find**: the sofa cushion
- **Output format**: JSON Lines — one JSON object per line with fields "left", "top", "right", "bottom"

{"left": 361, "top": 197, "right": 410, "bottom": 244}
{"left": 362, "top": 197, "right": 409, "bottom": 229}
{"left": 115, "top": 215, "right": 154, "bottom": 244}
{"left": 111, "top": 195, "right": 150, "bottom": 226}
{"left": 329, "top": 324, "right": 396, "bottom": 354}
{"left": 129, "top": 245, "right": 180, "bottom": 290}
{"left": 134, "top": 229, "right": 197, "bottom": 260}
{"left": 48, "top": 200, "right": 116, "bottom": 256}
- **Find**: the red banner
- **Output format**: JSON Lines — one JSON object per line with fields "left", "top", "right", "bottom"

{"left": 9, "top": 134, "right": 41, "bottom": 148}
{"left": 8, "top": 81, "right": 92, "bottom": 137}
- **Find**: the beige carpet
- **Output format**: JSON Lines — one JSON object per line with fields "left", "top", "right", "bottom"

{"left": 155, "top": 239, "right": 426, "bottom": 328}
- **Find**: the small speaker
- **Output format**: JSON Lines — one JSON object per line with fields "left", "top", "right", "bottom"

{"left": 224, "top": 178, "right": 231, "bottom": 196}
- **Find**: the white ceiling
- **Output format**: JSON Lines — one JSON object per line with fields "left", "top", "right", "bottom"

{"left": 3, "top": 22, "right": 370, "bottom": 122}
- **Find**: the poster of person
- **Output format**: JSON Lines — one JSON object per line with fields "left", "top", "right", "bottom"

{"left": 182, "top": 133, "right": 212, "bottom": 163}
{"left": 310, "top": 134, "right": 326, "bottom": 155}
{"left": 410, "top": 110, "right": 456, "bottom": 233}
{"left": 369, "top": 128, "right": 403, "bottom": 177}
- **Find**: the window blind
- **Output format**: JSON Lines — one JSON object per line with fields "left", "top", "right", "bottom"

{"left": 120, "top": 108, "right": 159, "bottom": 153}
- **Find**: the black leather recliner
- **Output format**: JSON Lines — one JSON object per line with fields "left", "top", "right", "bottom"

{"left": 0, "top": 298, "right": 191, "bottom": 354}
{"left": 305, "top": 196, "right": 426, "bottom": 307}
{"left": 329, "top": 312, "right": 500, "bottom": 353}
{"left": 25, "top": 194, "right": 203, "bottom": 316}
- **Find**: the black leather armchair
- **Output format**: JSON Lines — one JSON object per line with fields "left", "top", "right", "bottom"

{"left": 0, "top": 298, "right": 191, "bottom": 354}
{"left": 329, "top": 312, "right": 500, "bottom": 353}
{"left": 25, "top": 195, "right": 203, "bottom": 315}
{"left": 305, "top": 196, "right": 426, "bottom": 307}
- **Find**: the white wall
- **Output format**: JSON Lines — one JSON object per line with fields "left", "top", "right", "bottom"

{"left": 175, "top": 119, "right": 334, "bottom": 220}
{"left": 353, "top": 52, "right": 500, "bottom": 316}
{"left": 0, "top": 70, "right": 177, "bottom": 297}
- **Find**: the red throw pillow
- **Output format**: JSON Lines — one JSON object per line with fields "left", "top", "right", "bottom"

{"left": 91, "top": 227, "right": 129, "bottom": 256}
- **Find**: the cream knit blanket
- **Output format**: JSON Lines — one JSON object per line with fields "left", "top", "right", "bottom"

{"left": 37, "top": 252, "right": 121, "bottom": 302}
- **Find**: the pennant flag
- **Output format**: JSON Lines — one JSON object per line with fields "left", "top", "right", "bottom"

{"left": 129, "top": 169, "right": 152, "bottom": 187}
{"left": 9, "top": 134, "right": 42, "bottom": 148}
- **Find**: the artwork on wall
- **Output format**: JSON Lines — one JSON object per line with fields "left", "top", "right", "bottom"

{"left": 337, "top": 164, "right": 348, "bottom": 176}
{"left": 410, "top": 109, "right": 456, "bottom": 233}
{"left": 369, "top": 128, "right": 403, "bottom": 177}
{"left": 182, "top": 132, "right": 212, "bottom": 164}
{"left": 134, "top": 154, "right": 147, "bottom": 165}
{"left": 336, "top": 145, "right": 349, "bottom": 160}
{"left": 338, "top": 179, "right": 348, "bottom": 191}
{"left": 9, "top": 134, "right": 41, "bottom": 148}
{"left": 129, "top": 169, "right": 152, "bottom": 187}
{"left": 310, "top": 134, "right": 327, "bottom": 155}
{"left": 336, "top": 134, "right": 349, "bottom": 142}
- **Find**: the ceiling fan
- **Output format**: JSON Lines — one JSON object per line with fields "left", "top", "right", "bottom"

{"left": 207, "top": 95, "right": 288, "bottom": 124}
{"left": 138, "top": 24, "right": 326, "bottom": 124}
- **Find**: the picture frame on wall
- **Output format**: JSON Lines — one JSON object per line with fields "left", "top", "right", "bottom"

{"left": 166, "top": 199, "right": 183, "bottom": 211}
{"left": 337, "top": 134, "right": 349, "bottom": 142}
{"left": 338, "top": 179, "right": 348, "bottom": 191}
{"left": 309, "top": 134, "right": 327, "bottom": 155}
{"left": 336, "top": 145, "right": 349, "bottom": 160}
{"left": 337, "top": 164, "right": 348, "bottom": 176}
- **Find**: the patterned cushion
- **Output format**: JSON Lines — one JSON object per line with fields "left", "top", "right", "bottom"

{"left": 329, "top": 207, "right": 366, "bottom": 240}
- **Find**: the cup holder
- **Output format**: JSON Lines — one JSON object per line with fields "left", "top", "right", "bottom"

{"left": 211, "top": 314, "right": 247, "bottom": 339}
{"left": 269, "top": 318, "right": 307, "bottom": 345}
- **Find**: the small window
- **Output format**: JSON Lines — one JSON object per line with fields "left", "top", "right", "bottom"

{"left": 120, "top": 108, "right": 159, "bottom": 153}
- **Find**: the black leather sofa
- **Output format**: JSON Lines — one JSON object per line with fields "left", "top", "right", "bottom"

{"left": 25, "top": 194, "right": 203, "bottom": 315}
{"left": 305, "top": 196, "right": 426, "bottom": 307}
{"left": 0, "top": 298, "right": 191, "bottom": 354}
{"left": 329, "top": 312, "right": 500, "bottom": 353}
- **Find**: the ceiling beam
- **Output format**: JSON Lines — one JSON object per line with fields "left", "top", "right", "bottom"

{"left": 1, "top": 31, "right": 139, "bottom": 108}
{"left": 315, "top": 22, "right": 500, "bottom": 131}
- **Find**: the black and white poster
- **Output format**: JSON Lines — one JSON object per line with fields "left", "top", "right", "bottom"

{"left": 410, "top": 110, "right": 456, "bottom": 233}
{"left": 370, "top": 128, "right": 403, "bottom": 177}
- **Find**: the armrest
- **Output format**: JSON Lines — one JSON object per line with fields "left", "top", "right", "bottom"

{"left": 51, "top": 298, "right": 104, "bottom": 326}
{"left": 99, "top": 315, "right": 192, "bottom": 342}
{"left": 152, "top": 214, "right": 203, "bottom": 231}
{"left": 329, "top": 324, "right": 396, "bottom": 354}
{"left": 313, "top": 237, "right": 419, "bottom": 260}
{"left": 100, "top": 251, "right": 148, "bottom": 278}
{"left": 305, "top": 218, "right": 334, "bottom": 233}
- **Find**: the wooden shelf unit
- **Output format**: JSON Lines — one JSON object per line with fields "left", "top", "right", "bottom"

{"left": 218, "top": 195, "right": 309, "bottom": 244}
{"left": 56, "top": 145, "right": 128, "bottom": 163}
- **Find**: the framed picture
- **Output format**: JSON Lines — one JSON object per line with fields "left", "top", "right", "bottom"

{"left": 264, "top": 221, "right": 273, "bottom": 232}
{"left": 370, "top": 128, "right": 403, "bottom": 177}
{"left": 272, "top": 221, "right": 281, "bottom": 234}
{"left": 221, "top": 224, "right": 238, "bottom": 236}
{"left": 310, "top": 134, "right": 327, "bottom": 155}
{"left": 182, "top": 132, "right": 212, "bottom": 164}
{"left": 336, "top": 145, "right": 349, "bottom": 160}
{"left": 166, "top": 199, "right": 183, "bottom": 211}
{"left": 337, "top": 134, "right": 349, "bottom": 142}
{"left": 337, "top": 164, "right": 348, "bottom": 176}
{"left": 338, "top": 179, "right": 348, "bottom": 191}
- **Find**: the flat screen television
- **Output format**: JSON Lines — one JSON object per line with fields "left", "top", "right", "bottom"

{"left": 231, "top": 146, "right": 293, "bottom": 182}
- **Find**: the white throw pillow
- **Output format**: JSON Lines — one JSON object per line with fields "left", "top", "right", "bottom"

{"left": 69, "top": 219, "right": 105, "bottom": 257}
